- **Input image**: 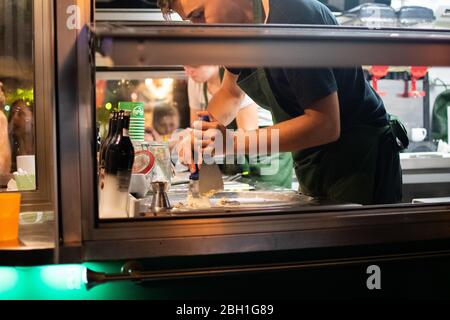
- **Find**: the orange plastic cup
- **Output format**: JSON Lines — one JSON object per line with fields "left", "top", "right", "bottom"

{"left": 0, "top": 193, "right": 21, "bottom": 241}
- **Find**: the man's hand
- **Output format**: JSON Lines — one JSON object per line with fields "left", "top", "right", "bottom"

{"left": 192, "top": 111, "right": 229, "bottom": 159}
{"left": 175, "top": 127, "right": 196, "bottom": 173}
{"left": 175, "top": 111, "right": 235, "bottom": 173}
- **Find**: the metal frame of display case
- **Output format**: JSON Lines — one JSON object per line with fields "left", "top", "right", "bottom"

{"left": 55, "top": 0, "right": 450, "bottom": 265}
{"left": 0, "top": 0, "right": 57, "bottom": 266}
{"left": 54, "top": 0, "right": 95, "bottom": 261}
{"left": 10, "top": 0, "right": 56, "bottom": 212}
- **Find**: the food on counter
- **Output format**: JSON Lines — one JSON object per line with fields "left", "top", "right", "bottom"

{"left": 172, "top": 195, "right": 211, "bottom": 210}
{"left": 186, "top": 194, "right": 212, "bottom": 209}
{"left": 173, "top": 195, "right": 241, "bottom": 211}
{"left": 217, "top": 198, "right": 241, "bottom": 207}
{"left": 171, "top": 190, "right": 306, "bottom": 211}
{"left": 186, "top": 189, "right": 224, "bottom": 208}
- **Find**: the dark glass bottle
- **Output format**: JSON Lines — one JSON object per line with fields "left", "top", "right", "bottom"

{"left": 99, "top": 112, "right": 119, "bottom": 170}
{"left": 99, "top": 111, "right": 135, "bottom": 218}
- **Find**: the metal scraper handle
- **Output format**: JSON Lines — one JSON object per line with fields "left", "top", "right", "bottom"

{"left": 189, "top": 115, "right": 210, "bottom": 181}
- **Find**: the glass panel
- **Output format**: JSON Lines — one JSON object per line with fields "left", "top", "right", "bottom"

{"left": 96, "top": 0, "right": 159, "bottom": 9}
{"left": 92, "top": 1, "right": 450, "bottom": 220}
{"left": 95, "top": 63, "right": 450, "bottom": 220}
{"left": 96, "top": 73, "right": 189, "bottom": 142}
{"left": 0, "top": 0, "right": 36, "bottom": 192}
{"left": 95, "top": 0, "right": 450, "bottom": 30}
{"left": 96, "top": 72, "right": 189, "bottom": 219}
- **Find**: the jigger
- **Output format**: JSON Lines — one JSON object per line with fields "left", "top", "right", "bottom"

{"left": 150, "top": 181, "right": 172, "bottom": 214}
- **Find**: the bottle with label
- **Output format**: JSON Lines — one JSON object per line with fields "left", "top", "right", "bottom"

{"left": 98, "top": 112, "right": 119, "bottom": 205}
{"left": 99, "top": 111, "right": 119, "bottom": 172}
{"left": 99, "top": 111, "right": 135, "bottom": 218}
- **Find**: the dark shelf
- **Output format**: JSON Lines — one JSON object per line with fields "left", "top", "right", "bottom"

{"left": 0, "top": 212, "right": 55, "bottom": 266}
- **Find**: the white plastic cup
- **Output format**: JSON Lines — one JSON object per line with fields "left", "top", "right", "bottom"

{"left": 16, "top": 155, "right": 36, "bottom": 175}
{"left": 129, "top": 173, "right": 149, "bottom": 198}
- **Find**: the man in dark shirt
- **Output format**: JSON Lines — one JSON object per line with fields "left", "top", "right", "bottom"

{"left": 160, "top": 0, "right": 405, "bottom": 205}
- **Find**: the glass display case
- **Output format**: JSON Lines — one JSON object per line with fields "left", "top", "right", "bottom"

{"left": 58, "top": 14, "right": 449, "bottom": 262}
{"left": 0, "top": 0, "right": 55, "bottom": 268}
{"left": 3, "top": 0, "right": 450, "bottom": 297}
{"left": 0, "top": 0, "right": 55, "bottom": 211}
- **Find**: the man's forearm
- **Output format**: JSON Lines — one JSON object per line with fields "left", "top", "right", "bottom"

{"left": 232, "top": 93, "right": 341, "bottom": 155}
{"left": 233, "top": 112, "right": 340, "bottom": 155}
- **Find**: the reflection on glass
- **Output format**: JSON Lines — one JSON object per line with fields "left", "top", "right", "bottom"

{"left": 0, "top": 0, "right": 36, "bottom": 191}
{"left": 96, "top": 0, "right": 450, "bottom": 29}
{"left": 94, "top": 0, "right": 450, "bottom": 219}
{"left": 96, "top": 64, "right": 450, "bottom": 219}
{"left": 96, "top": 76, "right": 188, "bottom": 144}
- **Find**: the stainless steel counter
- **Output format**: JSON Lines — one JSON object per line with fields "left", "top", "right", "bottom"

{"left": 0, "top": 212, "right": 55, "bottom": 266}
{"left": 400, "top": 153, "right": 450, "bottom": 170}
{"left": 399, "top": 153, "right": 450, "bottom": 202}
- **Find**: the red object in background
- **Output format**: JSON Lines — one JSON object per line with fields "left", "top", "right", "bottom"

{"left": 408, "top": 66, "right": 428, "bottom": 98}
{"left": 96, "top": 80, "right": 107, "bottom": 108}
{"left": 132, "top": 150, "right": 155, "bottom": 175}
{"left": 369, "top": 66, "right": 389, "bottom": 97}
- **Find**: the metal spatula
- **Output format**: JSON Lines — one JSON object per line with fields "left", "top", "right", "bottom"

{"left": 188, "top": 115, "right": 224, "bottom": 197}
{"left": 198, "top": 162, "right": 224, "bottom": 195}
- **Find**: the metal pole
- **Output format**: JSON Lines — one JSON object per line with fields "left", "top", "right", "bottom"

{"left": 54, "top": 0, "right": 94, "bottom": 262}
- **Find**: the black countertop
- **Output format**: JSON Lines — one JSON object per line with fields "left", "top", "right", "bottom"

{"left": 0, "top": 212, "right": 55, "bottom": 266}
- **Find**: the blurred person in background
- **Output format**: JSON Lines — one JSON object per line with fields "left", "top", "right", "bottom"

{"left": 0, "top": 82, "right": 11, "bottom": 177}
{"left": 145, "top": 105, "right": 180, "bottom": 142}
{"left": 145, "top": 105, "right": 181, "bottom": 143}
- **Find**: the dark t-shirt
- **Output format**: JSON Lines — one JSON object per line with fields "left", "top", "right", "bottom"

{"left": 229, "top": 0, "right": 388, "bottom": 137}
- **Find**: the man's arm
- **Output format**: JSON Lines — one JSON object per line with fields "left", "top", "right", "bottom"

{"left": 196, "top": 91, "right": 341, "bottom": 156}
{"left": 206, "top": 70, "right": 245, "bottom": 126}
{"left": 236, "top": 92, "right": 341, "bottom": 154}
